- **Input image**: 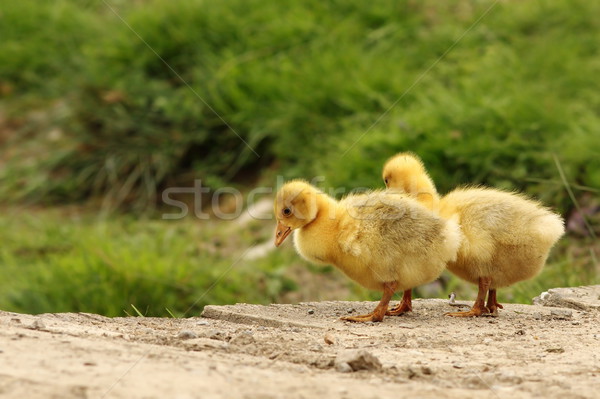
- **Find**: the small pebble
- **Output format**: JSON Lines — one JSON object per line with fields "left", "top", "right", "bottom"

{"left": 347, "top": 308, "right": 356, "bottom": 314}
{"left": 421, "top": 366, "right": 433, "bottom": 375}
{"left": 208, "top": 330, "right": 225, "bottom": 340}
{"left": 550, "top": 309, "right": 572, "bottom": 320}
{"left": 515, "top": 329, "right": 526, "bottom": 335}
{"left": 324, "top": 333, "right": 336, "bottom": 345}
{"left": 196, "top": 321, "right": 209, "bottom": 326}
{"left": 307, "top": 309, "right": 315, "bottom": 315}
{"left": 452, "top": 363, "right": 464, "bottom": 369}
{"left": 335, "top": 349, "right": 382, "bottom": 372}
{"left": 178, "top": 330, "right": 198, "bottom": 340}
{"left": 336, "top": 362, "right": 353, "bottom": 373}
{"left": 28, "top": 320, "right": 46, "bottom": 330}
{"left": 83, "top": 362, "right": 97, "bottom": 367}
{"left": 533, "top": 313, "right": 543, "bottom": 320}
{"left": 448, "top": 292, "right": 457, "bottom": 304}
{"left": 292, "top": 327, "right": 301, "bottom": 333}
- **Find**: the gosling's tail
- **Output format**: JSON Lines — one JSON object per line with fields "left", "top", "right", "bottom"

{"left": 534, "top": 211, "right": 565, "bottom": 249}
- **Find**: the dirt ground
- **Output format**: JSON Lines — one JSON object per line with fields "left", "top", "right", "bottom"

{"left": 1, "top": 286, "right": 599, "bottom": 399}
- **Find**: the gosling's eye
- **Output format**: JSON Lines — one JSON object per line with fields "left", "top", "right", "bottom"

{"left": 282, "top": 208, "right": 292, "bottom": 217}
{"left": 384, "top": 178, "right": 389, "bottom": 185}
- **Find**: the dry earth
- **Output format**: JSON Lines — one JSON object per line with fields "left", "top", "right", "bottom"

{"left": 1, "top": 286, "right": 599, "bottom": 399}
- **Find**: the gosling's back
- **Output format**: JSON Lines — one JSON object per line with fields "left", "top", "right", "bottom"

{"left": 333, "top": 192, "right": 462, "bottom": 290}
{"left": 440, "top": 187, "right": 565, "bottom": 287}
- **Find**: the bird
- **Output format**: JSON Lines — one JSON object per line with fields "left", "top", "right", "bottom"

{"left": 382, "top": 152, "right": 440, "bottom": 211}
{"left": 382, "top": 152, "right": 565, "bottom": 317}
{"left": 273, "top": 179, "right": 462, "bottom": 322}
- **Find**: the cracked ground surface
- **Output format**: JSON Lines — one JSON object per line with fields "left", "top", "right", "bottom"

{"left": 1, "top": 292, "right": 599, "bottom": 399}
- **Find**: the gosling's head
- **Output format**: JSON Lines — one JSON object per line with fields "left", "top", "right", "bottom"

{"left": 273, "top": 180, "right": 320, "bottom": 247}
{"left": 381, "top": 152, "right": 428, "bottom": 190}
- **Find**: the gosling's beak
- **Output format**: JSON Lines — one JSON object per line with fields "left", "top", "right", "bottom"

{"left": 274, "top": 221, "right": 292, "bottom": 247}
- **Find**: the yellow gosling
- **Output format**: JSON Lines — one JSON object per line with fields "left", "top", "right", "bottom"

{"left": 274, "top": 180, "right": 462, "bottom": 323}
{"left": 382, "top": 153, "right": 565, "bottom": 317}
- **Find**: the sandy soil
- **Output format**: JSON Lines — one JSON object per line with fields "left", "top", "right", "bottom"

{"left": 1, "top": 287, "right": 599, "bottom": 399}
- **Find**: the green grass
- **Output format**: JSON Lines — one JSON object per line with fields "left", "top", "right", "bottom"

{"left": 0, "top": 208, "right": 302, "bottom": 316}
{"left": 0, "top": 207, "right": 595, "bottom": 316}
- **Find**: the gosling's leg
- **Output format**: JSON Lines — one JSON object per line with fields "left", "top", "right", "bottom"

{"left": 486, "top": 289, "right": 504, "bottom": 317}
{"left": 445, "top": 277, "right": 491, "bottom": 317}
{"left": 342, "top": 282, "right": 398, "bottom": 323}
{"left": 386, "top": 289, "right": 412, "bottom": 316}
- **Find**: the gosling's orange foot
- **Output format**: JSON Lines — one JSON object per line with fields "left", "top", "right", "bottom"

{"left": 487, "top": 303, "right": 503, "bottom": 317}
{"left": 341, "top": 313, "right": 384, "bottom": 323}
{"left": 445, "top": 305, "right": 489, "bottom": 317}
{"left": 386, "top": 302, "right": 412, "bottom": 316}
{"left": 386, "top": 289, "right": 413, "bottom": 316}
{"left": 486, "top": 289, "right": 504, "bottom": 317}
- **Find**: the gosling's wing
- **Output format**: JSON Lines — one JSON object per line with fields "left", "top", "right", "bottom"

{"left": 339, "top": 192, "right": 446, "bottom": 258}
{"left": 444, "top": 188, "right": 564, "bottom": 247}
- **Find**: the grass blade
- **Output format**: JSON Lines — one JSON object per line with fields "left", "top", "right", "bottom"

{"left": 131, "top": 304, "right": 145, "bottom": 317}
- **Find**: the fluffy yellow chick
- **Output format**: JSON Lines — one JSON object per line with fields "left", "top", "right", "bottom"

{"left": 274, "top": 180, "right": 462, "bottom": 322}
{"left": 382, "top": 152, "right": 440, "bottom": 210}
{"left": 382, "top": 153, "right": 565, "bottom": 317}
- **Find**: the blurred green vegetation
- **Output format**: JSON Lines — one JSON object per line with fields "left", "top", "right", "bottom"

{"left": 0, "top": 0, "right": 598, "bottom": 316}
{"left": 1, "top": 0, "right": 599, "bottom": 209}
{"left": 0, "top": 209, "right": 303, "bottom": 316}
{"left": 1, "top": 208, "right": 593, "bottom": 317}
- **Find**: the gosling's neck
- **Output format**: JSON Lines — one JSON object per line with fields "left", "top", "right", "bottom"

{"left": 294, "top": 193, "right": 339, "bottom": 263}
{"left": 300, "top": 191, "right": 338, "bottom": 231}
{"left": 409, "top": 172, "right": 440, "bottom": 212}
